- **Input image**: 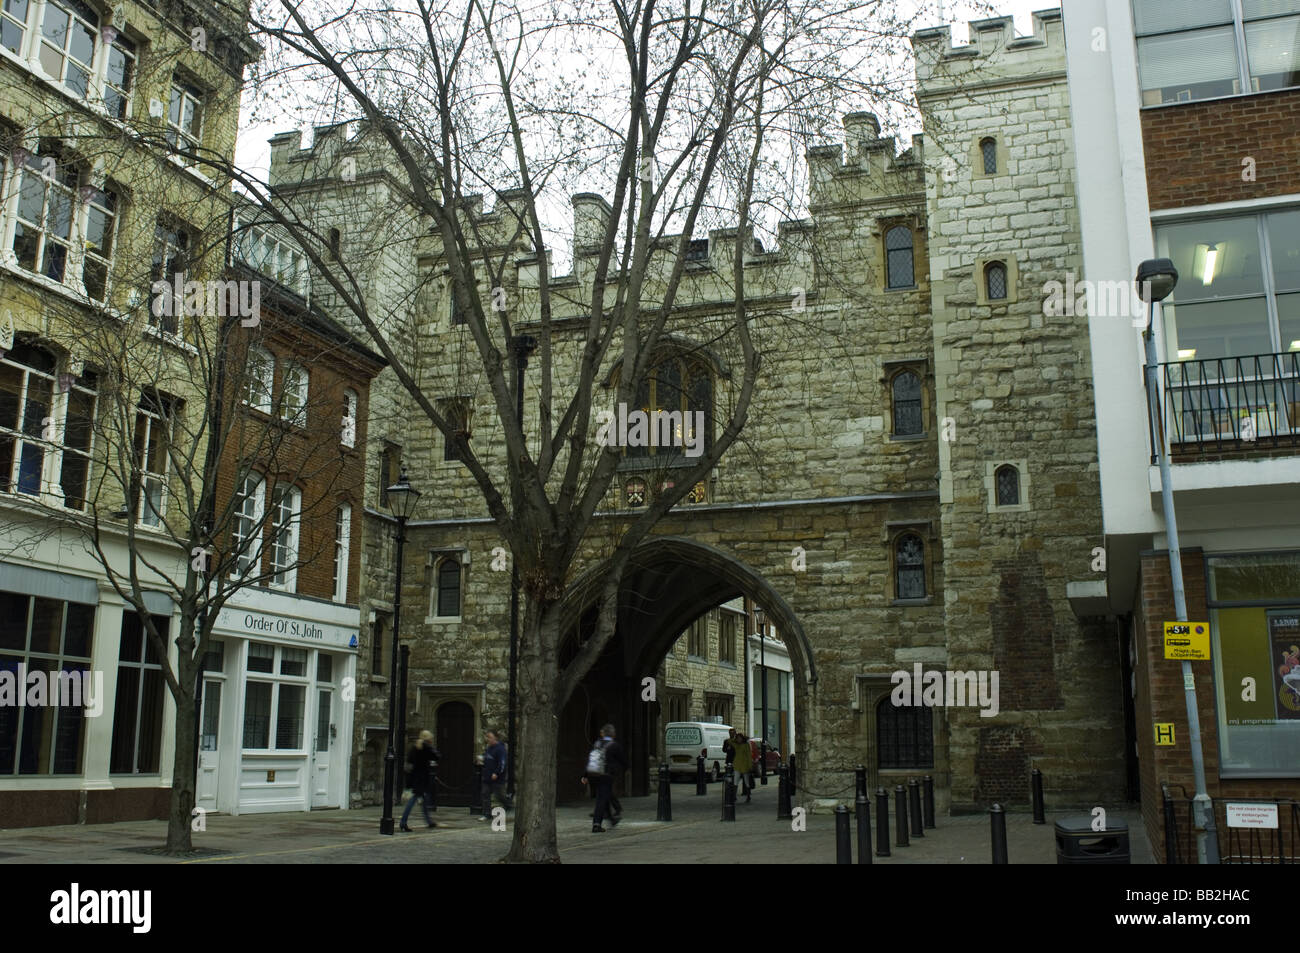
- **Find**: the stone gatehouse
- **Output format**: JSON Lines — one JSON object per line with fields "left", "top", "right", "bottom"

{"left": 267, "top": 9, "right": 1128, "bottom": 813}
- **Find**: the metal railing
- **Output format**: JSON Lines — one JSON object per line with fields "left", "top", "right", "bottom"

{"left": 1163, "top": 785, "right": 1300, "bottom": 863}
{"left": 1148, "top": 351, "right": 1300, "bottom": 458}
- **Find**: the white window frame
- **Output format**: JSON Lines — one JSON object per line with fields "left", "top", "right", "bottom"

{"left": 231, "top": 471, "right": 265, "bottom": 578}
{"left": 332, "top": 502, "right": 351, "bottom": 602}
{"left": 341, "top": 388, "right": 357, "bottom": 448}
{"left": 280, "top": 360, "right": 308, "bottom": 425}
{"left": 101, "top": 27, "right": 134, "bottom": 119}
{"left": 134, "top": 393, "right": 172, "bottom": 527}
{"left": 165, "top": 81, "right": 204, "bottom": 167}
{"left": 241, "top": 345, "right": 273, "bottom": 413}
{"left": 0, "top": 0, "right": 144, "bottom": 121}
{"left": 242, "top": 643, "right": 310, "bottom": 753}
{"left": 233, "top": 215, "right": 310, "bottom": 300}
{"left": 269, "top": 483, "right": 301, "bottom": 591}
{"left": 37, "top": 0, "right": 98, "bottom": 99}
{"left": 149, "top": 222, "right": 190, "bottom": 336}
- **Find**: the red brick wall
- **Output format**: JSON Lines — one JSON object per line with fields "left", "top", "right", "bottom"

{"left": 1141, "top": 89, "right": 1300, "bottom": 210}
{"left": 1134, "top": 550, "right": 1300, "bottom": 861}
{"left": 215, "top": 311, "right": 379, "bottom": 604}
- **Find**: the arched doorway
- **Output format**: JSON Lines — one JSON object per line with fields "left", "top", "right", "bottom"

{"left": 554, "top": 536, "right": 816, "bottom": 800}
{"left": 435, "top": 700, "right": 476, "bottom": 806}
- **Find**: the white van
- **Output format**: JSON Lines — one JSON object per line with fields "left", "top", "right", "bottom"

{"left": 665, "top": 722, "right": 733, "bottom": 781}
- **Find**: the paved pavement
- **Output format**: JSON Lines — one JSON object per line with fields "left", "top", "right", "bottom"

{"left": 0, "top": 780, "right": 1154, "bottom": 864}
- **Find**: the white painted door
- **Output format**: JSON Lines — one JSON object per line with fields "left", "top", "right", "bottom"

{"left": 310, "top": 688, "right": 334, "bottom": 807}
{"left": 197, "top": 679, "right": 222, "bottom": 812}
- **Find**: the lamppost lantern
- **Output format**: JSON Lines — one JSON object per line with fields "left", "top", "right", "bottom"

{"left": 1136, "top": 258, "right": 1178, "bottom": 304}
{"left": 385, "top": 471, "right": 421, "bottom": 521}
{"left": 380, "top": 472, "right": 419, "bottom": 835}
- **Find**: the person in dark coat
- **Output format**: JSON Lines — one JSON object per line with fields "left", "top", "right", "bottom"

{"left": 581, "top": 724, "right": 627, "bottom": 832}
{"left": 478, "top": 730, "right": 512, "bottom": 820}
{"left": 401, "top": 729, "right": 441, "bottom": 831}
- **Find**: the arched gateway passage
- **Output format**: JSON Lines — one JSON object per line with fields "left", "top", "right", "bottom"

{"left": 554, "top": 536, "right": 817, "bottom": 799}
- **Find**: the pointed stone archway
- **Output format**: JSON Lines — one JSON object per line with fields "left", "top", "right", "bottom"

{"left": 555, "top": 536, "right": 817, "bottom": 798}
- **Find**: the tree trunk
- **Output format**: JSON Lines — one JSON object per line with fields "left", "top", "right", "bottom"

{"left": 505, "top": 604, "right": 560, "bottom": 862}
{"left": 164, "top": 665, "right": 197, "bottom": 854}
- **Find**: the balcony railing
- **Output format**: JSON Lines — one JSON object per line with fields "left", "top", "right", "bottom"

{"left": 1148, "top": 351, "right": 1300, "bottom": 460}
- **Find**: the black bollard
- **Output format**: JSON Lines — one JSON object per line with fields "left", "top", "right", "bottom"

{"left": 1162, "top": 786, "right": 1179, "bottom": 865}
{"left": 908, "top": 778, "right": 925, "bottom": 838}
{"left": 657, "top": 762, "right": 672, "bottom": 821}
{"left": 923, "top": 775, "right": 936, "bottom": 829}
{"left": 855, "top": 793, "right": 872, "bottom": 864}
{"left": 788, "top": 754, "right": 797, "bottom": 793}
{"left": 835, "top": 805, "right": 852, "bottom": 864}
{"left": 1031, "top": 768, "right": 1045, "bottom": 825}
{"left": 990, "top": 803, "right": 1008, "bottom": 864}
{"left": 722, "top": 765, "right": 736, "bottom": 822}
{"left": 855, "top": 765, "right": 867, "bottom": 800}
{"left": 894, "top": 785, "right": 909, "bottom": 847}
{"left": 470, "top": 760, "right": 483, "bottom": 816}
{"left": 696, "top": 753, "right": 707, "bottom": 796}
{"left": 875, "top": 788, "right": 890, "bottom": 857}
{"left": 777, "top": 762, "right": 793, "bottom": 819}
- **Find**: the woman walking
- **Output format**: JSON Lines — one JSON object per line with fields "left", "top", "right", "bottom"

{"left": 732, "top": 730, "right": 753, "bottom": 802}
{"left": 401, "top": 729, "right": 441, "bottom": 831}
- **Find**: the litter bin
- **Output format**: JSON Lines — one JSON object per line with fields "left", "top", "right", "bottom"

{"left": 1055, "top": 815, "right": 1130, "bottom": 864}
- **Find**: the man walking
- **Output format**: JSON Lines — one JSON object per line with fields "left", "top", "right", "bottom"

{"left": 581, "top": 724, "right": 627, "bottom": 833}
{"left": 478, "top": 730, "right": 512, "bottom": 821}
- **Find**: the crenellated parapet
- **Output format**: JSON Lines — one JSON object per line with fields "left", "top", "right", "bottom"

{"left": 913, "top": 9, "right": 1065, "bottom": 98}
{"left": 808, "top": 112, "right": 925, "bottom": 210}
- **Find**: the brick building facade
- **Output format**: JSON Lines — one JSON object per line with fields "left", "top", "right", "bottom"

{"left": 1067, "top": 0, "right": 1300, "bottom": 860}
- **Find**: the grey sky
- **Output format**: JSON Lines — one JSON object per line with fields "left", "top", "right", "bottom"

{"left": 234, "top": 3, "right": 1061, "bottom": 182}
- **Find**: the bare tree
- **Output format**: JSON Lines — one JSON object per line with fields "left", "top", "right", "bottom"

{"left": 194, "top": 0, "right": 952, "bottom": 862}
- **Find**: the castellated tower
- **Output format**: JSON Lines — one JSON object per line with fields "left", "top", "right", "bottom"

{"left": 914, "top": 10, "right": 1127, "bottom": 809}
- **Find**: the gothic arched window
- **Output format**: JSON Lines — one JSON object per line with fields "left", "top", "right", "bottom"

{"left": 985, "top": 261, "right": 1008, "bottom": 301}
{"left": 895, "top": 533, "right": 926, "bottom": 599}
{"left": 980, "top": 137, "right": 998, "bottom": 175}
{"left": 995, "top": 464, "right": 1020, "bottom": 506}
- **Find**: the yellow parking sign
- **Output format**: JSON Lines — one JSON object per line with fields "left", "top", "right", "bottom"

{"left": 1164, "top": 621, "right": 1210, "bottom": 660}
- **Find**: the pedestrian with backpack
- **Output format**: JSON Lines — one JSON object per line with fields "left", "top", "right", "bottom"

{"left": 581, "top": 723, "right": 627, "bottom": 832}
{"left": 401, "top": 729, "right": 441, "bottom": 831}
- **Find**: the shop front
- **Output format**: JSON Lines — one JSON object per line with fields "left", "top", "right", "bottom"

{"left": 202, "top": 589, "right": 358, "bottom": 815}
{"left": 1208, "top": 551, "right": 1300, "bottom": 779}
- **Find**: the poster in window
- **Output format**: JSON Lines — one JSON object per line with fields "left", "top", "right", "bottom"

{"left": 1270, "top": 611, "right": 1300, "bottom": 720}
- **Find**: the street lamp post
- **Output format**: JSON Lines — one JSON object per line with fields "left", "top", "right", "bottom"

{"left": 1138, "top": 258, "right": 1219, "bottom": 865}
{"left": 755, "top": 605, "right": 767, "bottom": 784}
{"left": 380, "top": 472, "right": 420, "bottom": 836}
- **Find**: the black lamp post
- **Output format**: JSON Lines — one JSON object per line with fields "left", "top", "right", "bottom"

{"left": 755, "top": 605, "right": 768, "bottom": 784}
{"left": 380, "top": 471, "right": 420, "bottom": 835}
